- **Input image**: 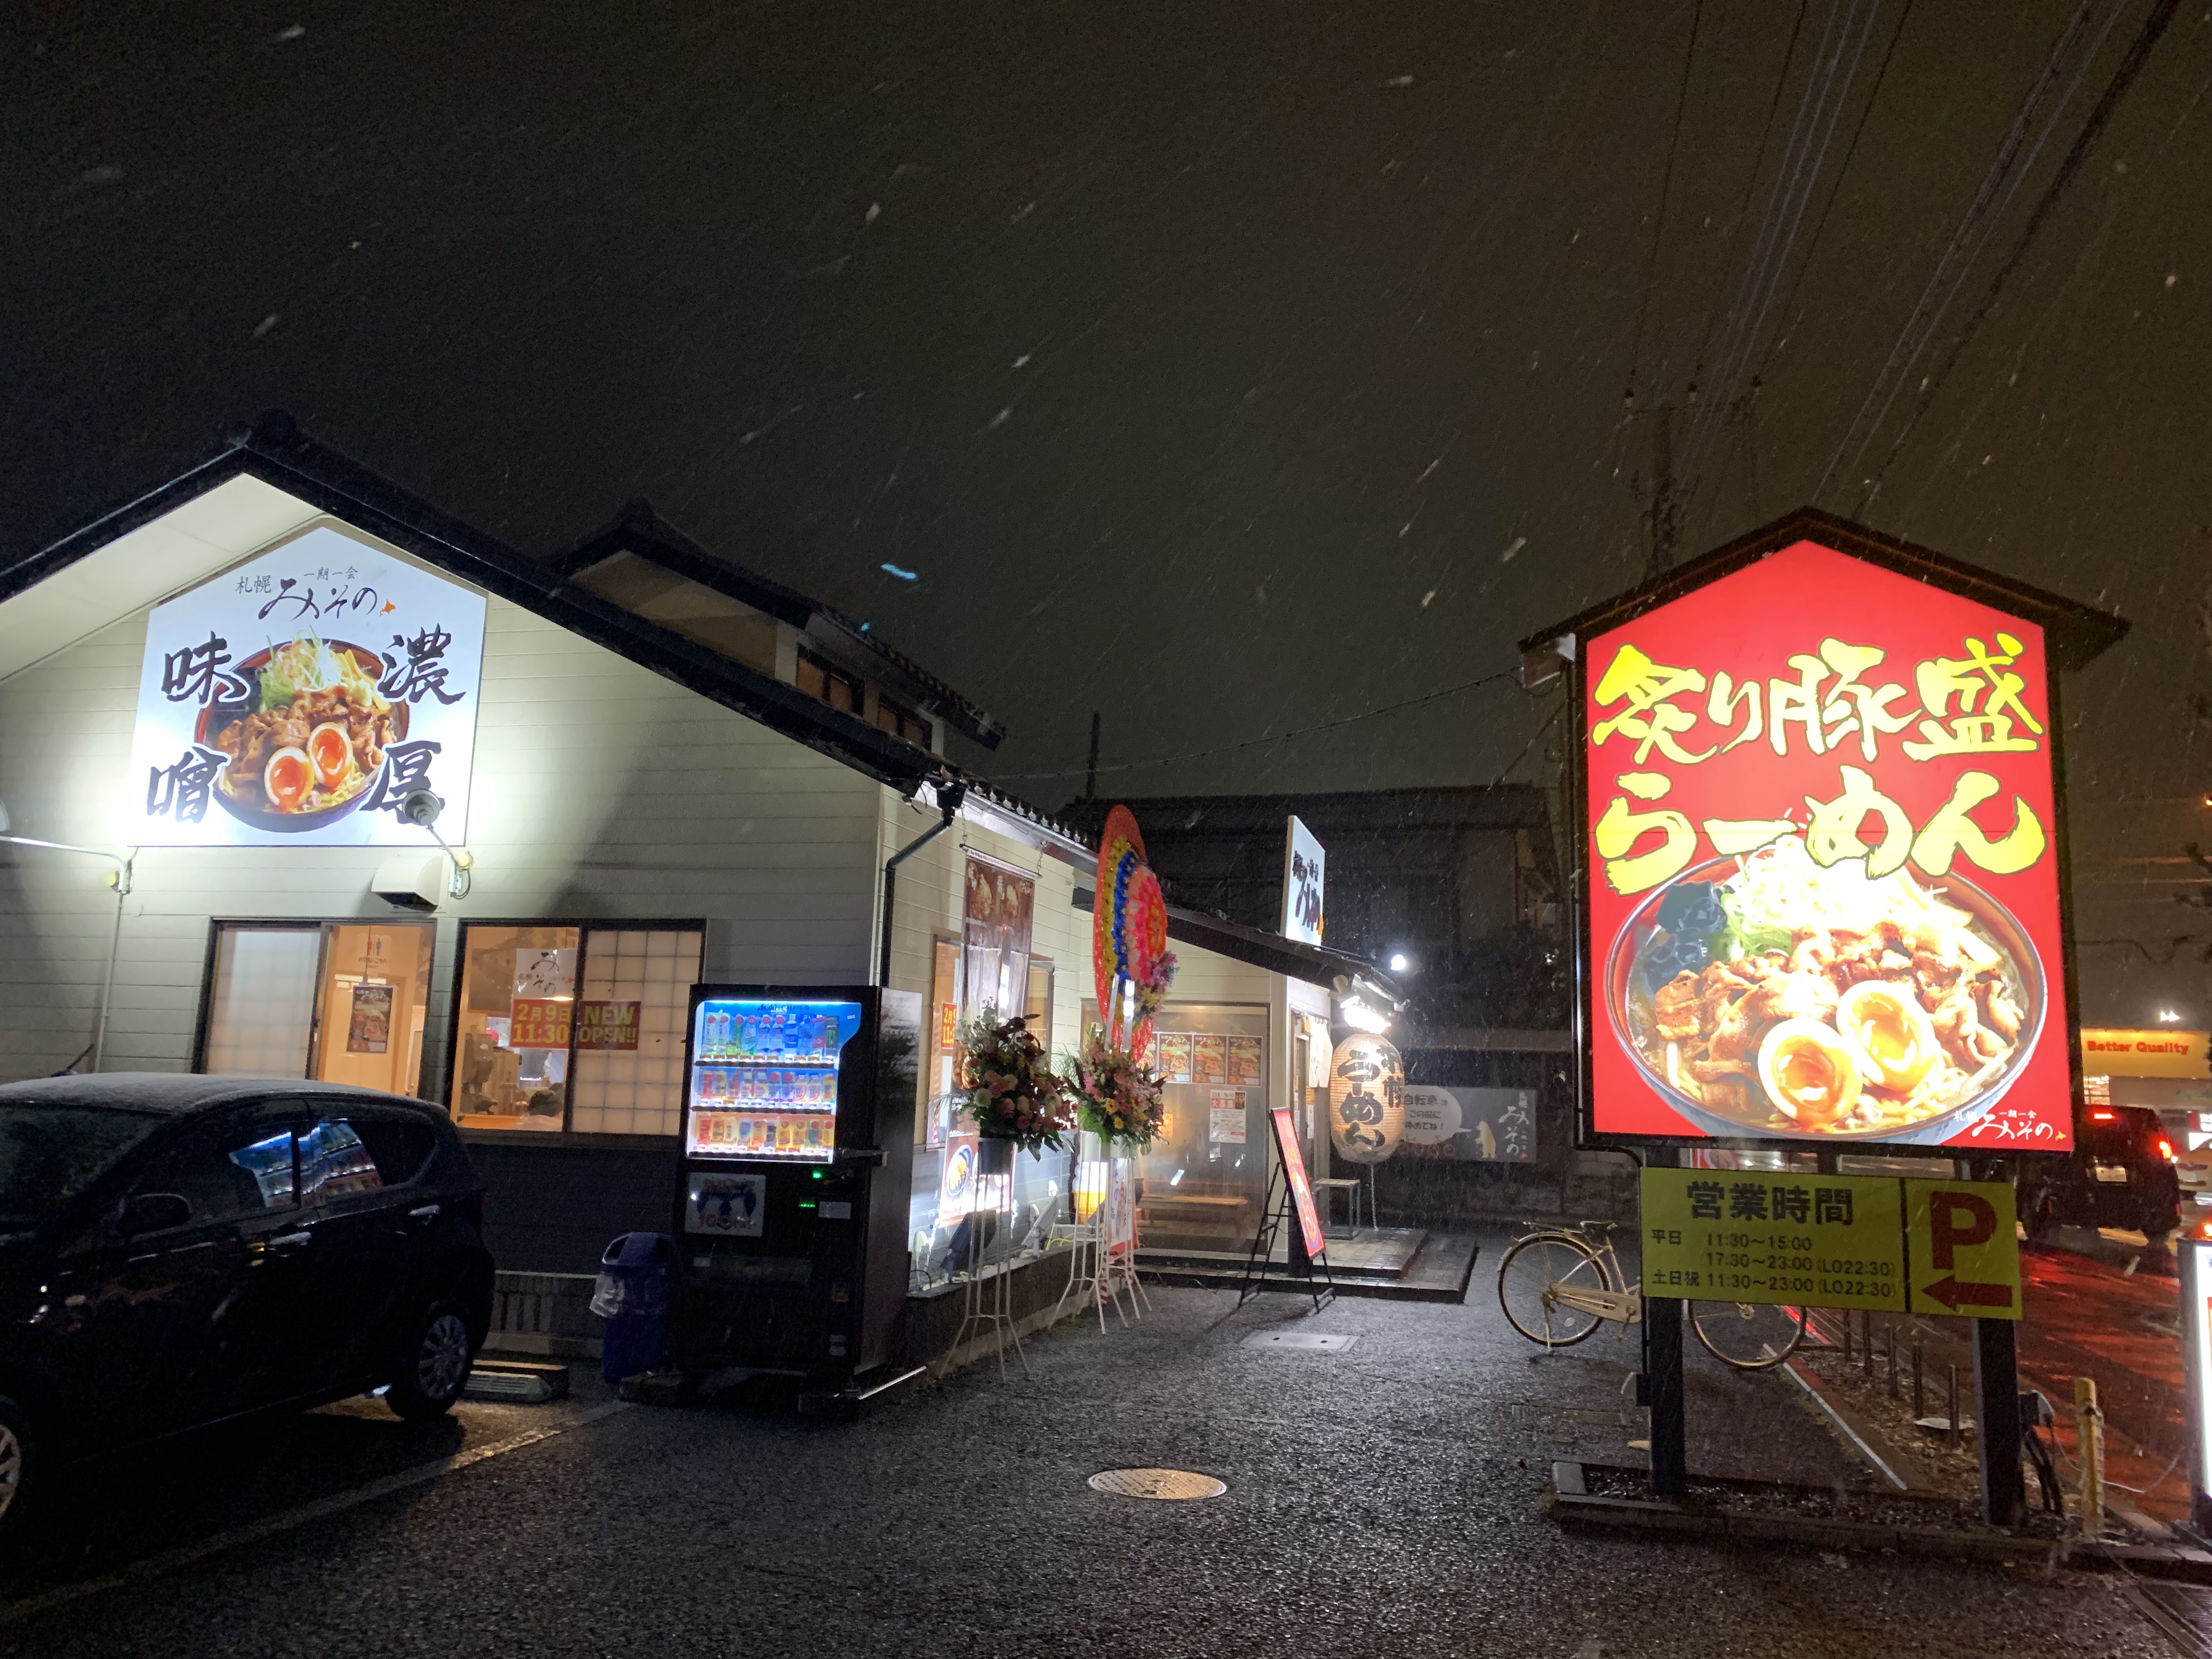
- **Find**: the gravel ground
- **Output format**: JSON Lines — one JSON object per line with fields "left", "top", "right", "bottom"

{"left": 1, "top": 1269, "right": 2173, "bottom": 1659}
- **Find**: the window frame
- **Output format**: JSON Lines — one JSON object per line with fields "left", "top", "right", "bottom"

{"left": 191, "top": 918, "right": 436, "bottom": 1094}
{"left": 795, "top": 646, "right": 864, "bottom": 715}
{"left": 443, "top": 916, "right": 706, "bottom": 1148}
{"left": 874, "top": 692, "right": 931, "bottom": 748}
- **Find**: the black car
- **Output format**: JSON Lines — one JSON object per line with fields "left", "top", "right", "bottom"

{"left": 0, "top": 1075, "right": 494, "bottom": 1537}
{"left": 2018, "top": 1104, "right": 2182, "bottom": 1243}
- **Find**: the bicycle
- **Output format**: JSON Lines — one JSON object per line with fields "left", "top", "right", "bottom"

{"left": 1496, "top": 1219, "right": 1807, "bottom": 1370}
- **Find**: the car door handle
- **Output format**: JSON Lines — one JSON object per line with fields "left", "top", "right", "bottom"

{"left": 408, "top": 1204, "right": 442, "bottom": 1221}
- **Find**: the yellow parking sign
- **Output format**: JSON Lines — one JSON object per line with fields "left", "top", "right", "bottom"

{"left": 1904, "top": 1180, "right": 2021, "bottom": 1319}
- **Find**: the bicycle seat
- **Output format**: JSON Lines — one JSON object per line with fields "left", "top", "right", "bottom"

{"left": 1575, "top": 1220, "right": 1620, "bottom": 1235}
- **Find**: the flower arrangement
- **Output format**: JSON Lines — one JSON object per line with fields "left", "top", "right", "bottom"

{"left": 1066, "top": 1025, "right": 1167, "bottom": 1150}
{"left": 1132, "top": 949, "right": 1178, "bottom": 1033}
{"left": 958, "top": 1008, "right": 1074, "bottom": 1154}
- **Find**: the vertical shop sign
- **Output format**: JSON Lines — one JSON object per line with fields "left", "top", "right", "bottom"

{"left": 125, "top": 524, "right": 486, "bottom": 847}
{"left": 1580, "top": 541, "right": 2072, "bottom": 1152}
{"left": 1270, "top": 1106, "right": 1327, "bottom": 1262}
{"left": 1282, "top": 816, "right": 1325, "bottom": 944}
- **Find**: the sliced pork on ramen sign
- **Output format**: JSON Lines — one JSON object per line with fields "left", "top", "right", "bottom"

{"left": 1520, "top": 511, "right": 2128, "bottom": 1154}
{"left": 124, "top": 524, "right": 486, "bottom": 847}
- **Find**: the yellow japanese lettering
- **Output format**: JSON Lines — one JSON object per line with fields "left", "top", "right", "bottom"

{"left": 1803, "top": 765, "right": 1913, "bottom": 878}
{"left": 1910, "top": 770, "right": 2046, "bottom": 877}
{"left": 1595, "top": 773, "right": 1696, "bottom": 895}
{"left": 1593, "top": 643, "right": 1714, "bottom": 766}
{"left": 1702, "top": 818, "right": 1798, "bottom": 856}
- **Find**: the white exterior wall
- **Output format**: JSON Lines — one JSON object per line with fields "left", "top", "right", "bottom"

{"left": 0, "top": 591, "right": 886, "bottom": 1090}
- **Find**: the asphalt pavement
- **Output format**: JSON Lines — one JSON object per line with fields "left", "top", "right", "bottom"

{"left": 0, "top": 1243, "right": 2176, "bottom": 1659}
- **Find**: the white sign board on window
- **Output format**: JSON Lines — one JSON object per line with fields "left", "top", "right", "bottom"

{"left": 1282, "top": 814, "right": 1325, "bottom": 945}
{"left": 124, "top": 526, "right": 487, "bottom": 847}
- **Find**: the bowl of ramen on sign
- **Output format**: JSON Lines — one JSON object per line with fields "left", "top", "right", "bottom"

{"left": 194, "top": 634, "right": 407, "bottom": 834}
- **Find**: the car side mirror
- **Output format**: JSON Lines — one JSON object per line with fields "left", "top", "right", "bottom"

{"left": 117, "top": 1192, "right": 192, "bottom": 1238}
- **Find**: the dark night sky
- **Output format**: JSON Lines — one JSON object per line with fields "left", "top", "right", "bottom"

{"left": 4, "top": 1, "right": 2208, "bottom": 1019}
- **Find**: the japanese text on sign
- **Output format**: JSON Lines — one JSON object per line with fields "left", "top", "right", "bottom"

{"left": 1639, "top": 1167, "right": 2019, "bottom": 1317}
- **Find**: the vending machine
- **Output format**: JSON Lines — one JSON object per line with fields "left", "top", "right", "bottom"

{"left": 668, "top": 984, "right": 920, "bottom": 1395}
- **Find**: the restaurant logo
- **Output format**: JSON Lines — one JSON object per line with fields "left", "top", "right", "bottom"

{"left": 1282, "top": 815, "right": 1325, "bottom": 945}
{"left": 1582, "top": 541, "right": 2069, "bottom": 1152}
{"left": 123, "top": 524, "right": 486, "bottom": 846}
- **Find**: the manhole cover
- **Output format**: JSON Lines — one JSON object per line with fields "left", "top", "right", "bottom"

{"left": 1088, "top": 1468, "right": 1228, "bottom": 1500}
{"left": 1240, "top": 1331, "right": 1358, "bottom": 1352}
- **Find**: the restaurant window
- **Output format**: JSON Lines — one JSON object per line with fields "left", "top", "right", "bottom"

{"left": 199, "top": 921, "right": 434, "bottom": 1097}
{"left": 874, "top": 693, "right": 931, "bottom": 748}
{"left": 450, "top": 922, "right": 702, "bottom": 1136}
{"left": 795, "top": 647, "right": 862, "bottom": 715}
{"left": 1080, "top": 999, "right": 1269, "bottom": 1256}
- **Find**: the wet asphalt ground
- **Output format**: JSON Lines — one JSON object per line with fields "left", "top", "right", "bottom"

{"left": 0, "top": 1244, "right": 2176, "bottom": 1659}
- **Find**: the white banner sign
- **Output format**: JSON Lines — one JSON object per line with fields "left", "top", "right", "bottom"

{"left": 124, "top": 526, "right": 486, "bottom": 846}
{"left": 1282, "top": 814, "right": 1325, "bottom": 945}
{"left": 1399, "top": 1086, "right": 1536, "bottom": 1163}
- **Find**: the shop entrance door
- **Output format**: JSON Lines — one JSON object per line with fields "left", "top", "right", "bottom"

{"left": 198, "top": 922, "right": 435, "bottom": 1096}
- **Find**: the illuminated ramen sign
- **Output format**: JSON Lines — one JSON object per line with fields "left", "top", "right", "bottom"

{"left": 1580, "top": 541, "right": 2070, "bottom": 1152}
{"left": 123, "top": 526, "right": 487, "bottom": 847}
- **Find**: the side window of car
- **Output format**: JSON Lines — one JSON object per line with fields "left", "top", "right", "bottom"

{"left": 345, "top": 1119, "right": 437, "bottom": 1188}
{"left": 131, "top": 1124, "right": 298, "bottom": 1227}
{"left": 300, "top": 1120, "right": 385, "bottom": 1206}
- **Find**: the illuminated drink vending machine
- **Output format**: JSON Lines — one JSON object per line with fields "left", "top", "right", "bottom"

{"left": 669, "top": 984, "right": 920, "bottom": 1402}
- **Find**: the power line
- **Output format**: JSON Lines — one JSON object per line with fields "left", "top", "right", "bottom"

{"left": 1853, "top": 0, "right": 2181, "bottom": 505}
{"left": 1814, "top": 0, "right": 2117, "bottom": 504}
{"left": 984, "top": 669, "right": 1527, "bottom": 784}
{"left": 1755, "top": 0, "right": 1918, "bottom": 374}
{"left": 1626, "top": 0, "right": 1707, "bottom": 393}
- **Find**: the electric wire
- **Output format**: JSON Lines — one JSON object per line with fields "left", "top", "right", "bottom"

{"left": 1626, "top": 0, "right": 1707, "bottom": 396}
{"left": 1814, "top": 0, "right": 2116, "bottom": 504}
{"left": 1679, "top": 0, "right": 1882, "bottom": 495}
{"left": 1851, "top": 0, "right": 2182, "bottom": 506}
{"left": 1754, "top": 0, "right": 1918, "bottom": 375}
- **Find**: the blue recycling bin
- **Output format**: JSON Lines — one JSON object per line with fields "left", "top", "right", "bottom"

{"left": 591, "top": 1232, "right": 674, "bottom": 1384}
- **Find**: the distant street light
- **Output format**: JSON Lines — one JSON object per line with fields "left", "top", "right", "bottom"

{"left": 1389, "top": 952, "right": 1411, "bottom": 974}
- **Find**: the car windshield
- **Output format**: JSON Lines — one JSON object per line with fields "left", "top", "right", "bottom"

{"left": 0, "top": 1106, "right": 167, "bottom": 1229}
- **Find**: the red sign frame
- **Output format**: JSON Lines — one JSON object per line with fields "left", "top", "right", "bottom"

{"left": 1271, "top": 1107, "right": 1327, "bottom": 1262}
{"left": 1568, "top": 534, "right": 2090, "bottom": 1156}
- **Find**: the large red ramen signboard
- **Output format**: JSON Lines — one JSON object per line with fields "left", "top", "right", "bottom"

{"left": 1553, "top": 519, "right": 2122, "bottom": 1154}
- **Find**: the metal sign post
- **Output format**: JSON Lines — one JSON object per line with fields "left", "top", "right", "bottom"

{"left": 1643, "top": 1148, "right": 1688, "bottom": 1496}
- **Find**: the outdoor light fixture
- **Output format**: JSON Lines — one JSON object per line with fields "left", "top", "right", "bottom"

{"left": 2161, "top": 1009, "right": 2185, "bottom": 1025}
{"left": 369, "top": 788, "right": 475, "bottom": 910}
{"left": 1331, "top": 972, "right": 1404, "bottom": 1036}
{"left": 1389, "top": 951, "right": 1412, "bottom": 974}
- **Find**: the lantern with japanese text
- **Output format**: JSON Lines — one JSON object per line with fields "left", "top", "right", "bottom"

{"left": 1327, "top": 1034, "right": 1404, "bottom": 1164}
{"left": 1532, "top": 511, "right": 2126, "bottom": 1154}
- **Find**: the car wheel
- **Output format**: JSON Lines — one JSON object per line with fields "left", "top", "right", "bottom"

{"left": 386, "top": 1304, "right": 475, "bottom": 1420}
{"left": 0, "top": 1396, "right": 34, "bottom": 1541}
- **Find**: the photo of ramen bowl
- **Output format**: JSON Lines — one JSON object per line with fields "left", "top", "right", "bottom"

{"left": 1603, "top": 839, "right": 2047, "bottom": 1146}
{"left": 192, "top": 637, "right": 408, "bottom": 835}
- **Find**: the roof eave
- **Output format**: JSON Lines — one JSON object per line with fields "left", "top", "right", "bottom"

{"left": 1516, "top": 506, "right": 2131, "bottom": 683}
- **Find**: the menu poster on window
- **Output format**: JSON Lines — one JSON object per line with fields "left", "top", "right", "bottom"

{"left": 574, "top": 1000, "right": 641, "bottom": 1051}
{"left": 123, "top": 524, "right": 486, "bottom": 847}
{"left": 1209, "top": 1088, "right": 1248, "bottom": 1144}
{"left": 510, "top": 997, "right": 573, "bottom": 1049}
{"left": 346, "top": 982, "right": 393, "bottom": 1053}
{"left": 1227, "top": 1036, "right": 1263, "bottom": 1085}
{"left": 1193, "top": 1034, "right": 1227, "bottom": 1084}
{"left": 962, "top": 855, "right": 1036, "bottom": 1023}
{"left": 1156, "top": 1032, "right": 1194, "bottom": 1083}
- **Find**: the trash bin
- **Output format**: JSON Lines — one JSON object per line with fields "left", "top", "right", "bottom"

{"left": 591, "top": 1232, "right": 674, "bottom": 1384}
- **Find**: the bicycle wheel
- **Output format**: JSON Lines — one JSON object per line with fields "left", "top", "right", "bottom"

{"left": 1689, "top": 1300, "right": 1808, "bottom": 1369}
{"left": 1497, "top": 1233, "right": 1612, "bottom": 1348}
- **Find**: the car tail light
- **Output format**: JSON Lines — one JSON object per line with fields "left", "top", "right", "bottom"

{"left": 2090, "top": 1109, "right": 2118, "bottom": 1121}
{"left": 2159, "top": 1137, "right": 2176, "bottom": 1163}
